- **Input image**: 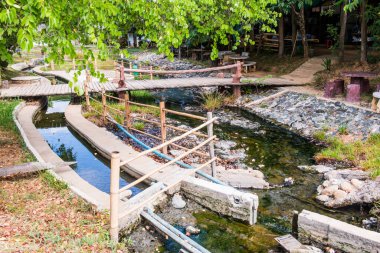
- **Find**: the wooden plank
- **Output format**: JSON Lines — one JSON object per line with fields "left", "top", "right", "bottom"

{"left": 275, "top": 234, "right": 302, "bottom": 252}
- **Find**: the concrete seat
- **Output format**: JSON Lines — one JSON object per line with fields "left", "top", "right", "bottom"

{"left": 372, "top": 92, "right": 380, "bottom": 112}
{"left": 243, "top": 61, "right": 256, "bottom": 73}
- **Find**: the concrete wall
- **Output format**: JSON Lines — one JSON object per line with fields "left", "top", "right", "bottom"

{"left": 181, "top": 177, "right": 259, "bottom": 225}
{"left": 298, "top": 210, "right": 380, "bottom": 253}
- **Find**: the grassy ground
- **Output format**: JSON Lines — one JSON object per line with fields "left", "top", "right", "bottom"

{"left": 314, "top": 131, "right": 380, "bottom": 178}
{"left": 0, "top": 100, "right": 129, "bottom": 252}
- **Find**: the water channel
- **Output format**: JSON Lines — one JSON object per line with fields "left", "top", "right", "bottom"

{"left": 33, "top": 91, "right": 369, "bottom": 253}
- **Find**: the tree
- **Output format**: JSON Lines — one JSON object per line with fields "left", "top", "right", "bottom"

{"left": 338, "top": 0, "right": 348, "bottom": 62}
{"left": 360, "top": 0, "right": 368, "bottom": 64}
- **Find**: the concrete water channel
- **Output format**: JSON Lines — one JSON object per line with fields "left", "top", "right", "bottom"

{"left": 32, "top": 91, "right": 370, "bottom": 252}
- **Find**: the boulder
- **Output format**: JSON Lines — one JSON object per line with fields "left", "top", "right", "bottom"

{"left": 172, "top": 194, "right": 186, "bottom": 209}
{"left": 250, "top": 169, "right": 264, "bottom": 179}
{"left": 216, "top": 168, "right": 269, "bottom": 189}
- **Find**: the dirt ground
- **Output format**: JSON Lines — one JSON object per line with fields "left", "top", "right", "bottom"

{"left": 0, "top": 129, "right": 26, "bottom": 168}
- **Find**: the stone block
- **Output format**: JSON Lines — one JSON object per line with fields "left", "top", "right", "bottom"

{"left": 298, "top": 210, "right": 380, "bottom": 253}
{"left": 181, "top": 176, "right": 258, "bottom": 224}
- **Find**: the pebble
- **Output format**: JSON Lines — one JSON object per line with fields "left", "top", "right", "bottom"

{"left": 185, "top": 226, "right": 200, "bottom": 235}
{"left": 333, "top": 189, "right": 348, "bottom": 200}
{"left": 316, "top": 194, "right": 330, "bottom": 202}
{"left": 284, "top": 177, "right": 294, "bottom": 187}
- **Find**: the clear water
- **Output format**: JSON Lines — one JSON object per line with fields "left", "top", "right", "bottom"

{"left": 34, "top": 99, "right": 145, "bottom": 195}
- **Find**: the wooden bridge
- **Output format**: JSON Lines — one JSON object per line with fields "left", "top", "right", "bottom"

{"left": 0, "top": 62, "right": 298, "bottom": 98}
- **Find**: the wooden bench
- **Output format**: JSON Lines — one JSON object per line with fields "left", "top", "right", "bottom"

{"left": 243, "top": 61, "right": 256, "bottom": 73}
{"left": 372, "top": 92, "right": 380, "bottom": 113}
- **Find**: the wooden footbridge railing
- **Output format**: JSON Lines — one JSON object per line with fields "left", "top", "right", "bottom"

{"left": 85, "top": 89, "right": 220, "bottom": 243}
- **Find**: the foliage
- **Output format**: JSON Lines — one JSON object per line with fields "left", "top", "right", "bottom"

{"left": 0, "top": 0, "right": 279, "bottom": 72}
{"left": 326, "top": 24, "right": 339, "bottom": 51}
{"left": 322, "top": 58, "right": 332, "bottom": 71}
{"left": 315, "top": 134, "right": 380, "bottom": 177}
{"left": 0, "top": 99, "right": 20, "bottom": 132}
{"left": 337, "top": 124, "right": 348, "bottom": 135}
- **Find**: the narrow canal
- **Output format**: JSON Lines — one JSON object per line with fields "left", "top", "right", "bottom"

{"left": 33, "top": 93, "right": 368, "bottom": 253}
{"left": 34, "top": 98, "right": 145, "bottom": 195}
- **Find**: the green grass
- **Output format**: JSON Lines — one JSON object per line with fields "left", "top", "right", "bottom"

{"left": 41, "top": 171, "right": 68, "bottom": 191}
{"left": 130, "top": 90, "right": 155, "bottom": 101}
{"left": 132, "top": 121, "right": 145, "bottom": 130}
{"left": 201, "top": 92, "right": 225, "bottom": 112}
{"left": 315, "top": 134, "right": 380, "bottom": 177}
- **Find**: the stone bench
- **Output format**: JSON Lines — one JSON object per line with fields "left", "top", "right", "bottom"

{"left": 372, "top": 92, "right": 380, "bottom": 113}
{"left": 243, "top": 61, "right": 256, "bottom": 73}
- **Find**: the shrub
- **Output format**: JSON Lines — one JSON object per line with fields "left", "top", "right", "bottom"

{"left": 133, "top": 121, "right": 145, "bottom": 130}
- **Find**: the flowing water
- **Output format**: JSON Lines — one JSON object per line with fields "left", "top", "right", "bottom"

{"left": 33, "top": 92, "right": 369, "bottom": 253}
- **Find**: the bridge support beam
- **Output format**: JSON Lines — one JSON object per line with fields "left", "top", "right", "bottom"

{"left": 231, "top": 61, "right": 242, "bottom": 98}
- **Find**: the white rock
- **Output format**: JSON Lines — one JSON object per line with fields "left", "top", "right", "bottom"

{"left": 185, "top": 226, "right": 200, "bottom": 235}
{"left": 172, "top": 194, "right": 186, "bottom": 209}
{"left": 340, "top": 181, "right": 355, "bottom": 193}
{"left": 316, "top": 194, "right": 330, "bottom": 202}
{"left": 249, "top": 169, "right": 264, "bottom": 179}
{"left": 317, "top": 185, "right": 324, "bottom": 194}
{"left": 321, "top": 185, "right": 339, "bottom": 196}
{"left": 291, "top": 245, "right": 323, "bottom": 253}
{"left": 351, "top": 178, "right": 364, "bottom": 189}
{"left": 333, "top": 189, "right": 348, "bottom": 200}
{"left": 322, "top": 180, "right": 330, "bottom": 188}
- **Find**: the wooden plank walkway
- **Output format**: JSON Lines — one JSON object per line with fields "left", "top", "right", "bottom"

{"left": 1, "top": 77, "right": 298, "bottom": 98}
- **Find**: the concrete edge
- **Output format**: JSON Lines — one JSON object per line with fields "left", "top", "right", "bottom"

{"left": 13, "top": 101, "right": 109, "bottom": 210}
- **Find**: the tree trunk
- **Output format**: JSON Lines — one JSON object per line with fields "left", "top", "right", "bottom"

{"left": 360, "top": 0, "right": 368, "bottom": 64}
{"left": 292, "top": 9, "right": 297, "bottom": 45}
{"left": 278, "top": 15, "right": 285, "bottom": 57}
{"left": 256, "top": 30, "right": 264, "bottom": 55}
{"left": 133, "top": 33, "right": 138, "bottom": 48}
{"left": 338, "top": 1, "right": 348, "bottom": 62}
{"left": 293, "top": 6, "right": 309, "bottom": 58}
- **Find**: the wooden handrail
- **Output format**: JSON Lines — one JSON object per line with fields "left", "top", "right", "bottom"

{"left": 119, "top": 62, "right": 241, "bottom": 75}
{"left": 166, "top": 124, "right": 208, "bottom": 138}
{"left": 119, "top": 135, "right": 216, "bottom": 194}
{"left": 119, "top": 117, "right": 217, "bottom": 166}
{"left": 127, "top": 101, "right": 160, "bottom": 109}
{"left": 163, "top": 108, "right": 207, "bottom": 121}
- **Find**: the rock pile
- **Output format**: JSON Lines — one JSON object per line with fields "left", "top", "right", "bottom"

{"left": 316, "top": 169, "right": 380, "bottom": 208}
{"left": 246, "top": 92, "right": 380, "bottom": 139}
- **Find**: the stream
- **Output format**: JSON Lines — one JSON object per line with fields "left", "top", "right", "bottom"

{"left": 32, "top": 91, "right": 369, "bottom": 253}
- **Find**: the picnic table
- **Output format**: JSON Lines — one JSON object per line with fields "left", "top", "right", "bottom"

{"left": 229, "top": 55, "right": 248, "bottom": 63}
{"left": 190, "top": 49, "right": 211, "bottom": 61}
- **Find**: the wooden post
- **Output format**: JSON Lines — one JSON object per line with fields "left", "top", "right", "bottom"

{"left": 232, "top": 61, "right": 242, "bottom": 98}
{"left": 150, "top": 66, "right": 153, "bottom": 80}
{"left": 292, "top": 210, "right": 299, "bottom": 238}
{"left": 139, "top": 64, "right": 142, "bottom": 78}
{"left": 110, "top": 151, "right": 120, "bottom": 242}
{"left": 207, "top": 112, "right": 216, "bottom": 177}
{"left": 159, "top": 101, "right": 167, "bottom": 154}
{"left": 102, "top": 88, "right": 107, "bottom": 122}
{"left": 124, "top": 93, "right": 131, "bottom": 130}
{"left": 50, "top": 61, "right": 55, "bottom": 70}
